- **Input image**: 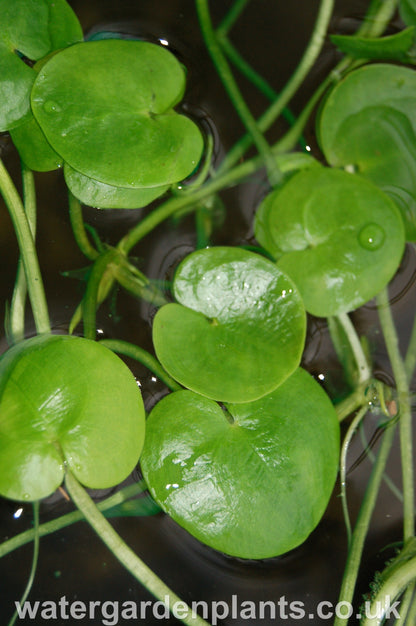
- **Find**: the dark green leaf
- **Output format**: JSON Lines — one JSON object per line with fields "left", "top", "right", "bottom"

{"left": 0, "top": 0, "right": 82, "bottom": 131}
{"left": 318, "top": 63, "right": 416, "bottom": 240}
{"left": 255, "top": 168, "right": 405, "bottom": 317}
{"left": 31, "top": 40, "right": 204, "bottom": 188}
{"left": 0, "top": 335, "right": 145, "bottom": 501}
{"left": 153, "top": 247, "right": 306, "bottom": 402}
{"left": 141, "top": 368, "right": 340, "bottom": 559}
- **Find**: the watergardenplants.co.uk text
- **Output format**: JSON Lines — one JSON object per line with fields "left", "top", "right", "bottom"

{"left": 14, "top": 594, "right": 401, "bottom": 624}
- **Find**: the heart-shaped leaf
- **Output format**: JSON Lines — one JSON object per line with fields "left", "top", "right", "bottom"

{"left": 317, "top": 63, "right": 416, "bottom": 240}
{"left": 0, "top": 0, "right": 82, "bottom": 131}
{"left": 0, "top": 334, "right": 145, "bottom": 502}
{"left": 141, "top": 368, "right": 340, "bottom": 559}
{"left": 63, "top": 164, "right": 169, "bottom": 209}
{"left": 31, "top": 40, "right": 204, "bottom": 189}
{"left": 254, "top": 168, "right": 405, "bottom": 317}
{"left": 153, "top": 247, "right": 306, "bottom": 403}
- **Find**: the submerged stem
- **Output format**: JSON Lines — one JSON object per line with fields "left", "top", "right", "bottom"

{"left": 68, "top": 191, "right": 99, "bottom": 261}
{"left": 218, "top": 0, "right": 335, "bottom": 172}
{"left": 334, "top": 421, "right": 397, "bottom": 625}
{"left": 7, "top": 502, "right": 39, "bottom": 626}
{"left": 65, "top": 471, "right": 209, "bottom": 626}
{"left": 9, "top": 163, "right": 37, "bottom": 343}
{"left": 336, "top": 312, "right": 372, "bottom": 385}
{"left": 377, "top": 288, "right": 414, "bottom": 543}
{"left": 340, "top": 405, "right": 369, "bottom": 546}
{"left": 195, "top": 0, "right": 281, "bottom": 185}
{"left": 0, "top": 159, "right": 50, "bottom": 335}
{"left": 99, "top": 339, "right": 181, "bottom": 391}
{"left": 361, "top": 555, "right": 416, "bottom": 626}
{"left": 0, "top": 483, "right": 146, "bottom": 560}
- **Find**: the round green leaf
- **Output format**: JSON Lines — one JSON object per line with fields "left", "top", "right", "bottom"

{"left": 318, "top": 64, "right": 416, "bottom": 240}
{"left": 153, "top": 247, "right": 306, "bottom": 403}
{"left": 64, "top": 164, "right": 169, "bottom": 209}
{"left": 254, "top": 168, "right": 405, "bottom": 317}
{"left": 141, "top": 368, "right": 340, "bottom": 559}
{"left": 31, "top": 40, "right": 204, "bottom": 188}
{"left": 0, "top": 0, "right": 82, "bottom": 131}
{"left": 0, "top": 334, "right": 145, "bottom": 502}
{"left": 10, "top": 113, "right": 63, "bottom": 171}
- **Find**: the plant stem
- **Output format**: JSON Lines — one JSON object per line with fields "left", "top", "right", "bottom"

{"left": 392, "top": 584, "right": 415, "bottom": 625}
{"left": 377, "top": 288, "right": 415, "bottom": 543}
{"left": 217, "top": 0, "right": 335, "bottom": 173}
{"left": 336, "top": 312, "right": 372, "bottom": 385}
{"left": 362, "top": 0, "right": 400, "bottom": 38}
{"left": 99, "top": 339, "right": 182, "bottom": 391}
{"left": 0, "top": 159, "right": 50, "bottom": 335}
{"left": 340, "top": 405, "right": 369, "bottom": 546}
{"left": 68, "top": 191, "right": 99, "bottom": 261}
{"left": 216, "top": 0, "right": 250, "bottom": 36}
{"left": 82, "top": 248, "right": 119, "bottom": 340}
{"left": 361, "top": 555, "right": 416, "bottom": 626}
{"left": 64, "top": 471, "right": 210, "bottom": 626}
{"left": 117, "top": 151, "right": 316, "bottom": 255}
{"left": 335, "top": 384, "right": 368, "bottom": 422}
{"left": 195, "top": 0, "right": 281, "bottom": 186}
{"left": 7, "top": 502, "right": 39, "bottom": 626}
{"left": 334, "top": 421, "right": 397, "bottom": 625}
{"left": 405, "top": 312, "right": 416, "bottom": 382}
{"left": 9, "top": 163, "right": 37, "bottom": 344}
{"left": 0, "top": 483, "right": 145, "bottom": 560}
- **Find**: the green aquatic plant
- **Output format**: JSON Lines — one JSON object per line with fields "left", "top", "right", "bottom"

{"left": 0, "top": 0, "right": 415, "bottom": 625}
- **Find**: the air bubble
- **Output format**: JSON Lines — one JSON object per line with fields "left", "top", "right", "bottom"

{"left": 43, "top": 100, "right": 61, "bottom": 113}
{"left": 358, "top": 223, "right": 385, "bottom": 251}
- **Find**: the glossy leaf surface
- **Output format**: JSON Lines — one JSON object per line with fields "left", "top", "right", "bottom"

{"left": 255, "top": 168, "right": 405, "bottom": 317}
{"left": 153, "top": 247, "right": 306, "bottom": 402}
{"left": 0, "top": 335, "right": 145, "bottom": 501}
{"left": 64, "top": 165, "right": 169, "bottom": 209}
{"left": 141, "top": 368, "right": 340, "bottom": 559}
{"left": 0, "top": 0, "right": 82, "bottom": 131}
{"left": 31, "top": 40, "right": 204, "bottom": 188}
{"left": 318, "top": 64, "right": 416, "bottom": 240}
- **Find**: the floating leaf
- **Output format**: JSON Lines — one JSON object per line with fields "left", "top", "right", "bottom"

{"left": 0, "top": 0, "right": 82, "bottom": 131}
{"left": 10, "top": 113, "right": 63, "bottom": 171}
{"left": 153, "top": 247, "right": 306, "bottom": 403}
{"left": 31, "top": 40, "right": 204, "bottom": 189}
{"left": 318, "top": 63, "right": 416, "bottom": 240}
{"left": 0, "top": 334, "right": 145, "bottom": 502}
{"left": 255, "top": 168, "right": 405, "bottom": 317}
{"left": 64, "top": 164, "right": 169, "bottom": 209}
{"left": 330, "top": 28, "right": 416, "bottom": 63}
{"left": 141, "top": 368, "right": 340, "bottom": 559}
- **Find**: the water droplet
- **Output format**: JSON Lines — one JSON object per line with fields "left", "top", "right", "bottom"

{"left": 43, "top": 100, "right": 61, "bottom": 113}
{"left": 22, "top": 493, "right": 30, "bottom": 500}
{"left": 358, "top": 223, "right": 385, "bottom": 251}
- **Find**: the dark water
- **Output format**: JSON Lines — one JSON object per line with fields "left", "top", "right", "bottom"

{"left": 0, "top": 1, "right": 414, "bottom": 625}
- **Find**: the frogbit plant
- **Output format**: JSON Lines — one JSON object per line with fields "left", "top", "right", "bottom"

{"left": 0, "top": 0, "right": 415, "bottom": 625}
